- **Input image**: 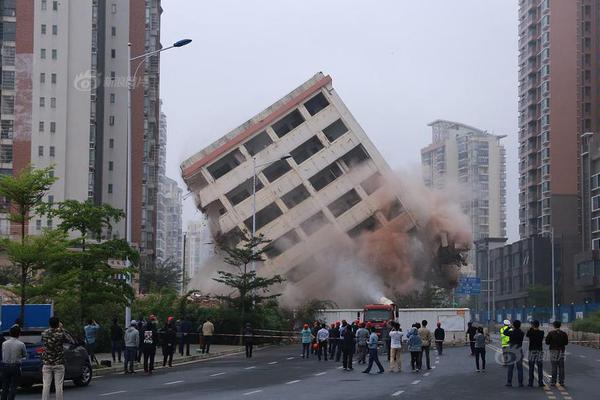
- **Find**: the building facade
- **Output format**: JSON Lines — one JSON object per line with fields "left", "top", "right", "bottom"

{"left": 184, "top": 218, "right": 213, "bottom": 287}
{"left": 421, "top": 119, "right": 507, "bottom": 272}
{"left": 181, "top": 72, "right": 415, "bottom": 280}
{"left": 517, "top": 0, "right": 600, "bottom": 302}
{"left": 156, "top": 176, "right": 182, "bottom": 264}
{"left": 0, "top": 0, "right": 162, "bottom": 258}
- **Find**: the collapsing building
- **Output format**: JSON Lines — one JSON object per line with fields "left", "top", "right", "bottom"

{"left": 181, "top": 73, "right": 469, "bottom": 304}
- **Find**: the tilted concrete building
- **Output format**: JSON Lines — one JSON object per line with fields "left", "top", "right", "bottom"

{"left": 181, "top": 73, "right": 414, "bottom": 279}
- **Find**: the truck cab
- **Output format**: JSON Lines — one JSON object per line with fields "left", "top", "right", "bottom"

{"left": 363, "top": 303, "right": 397, "bottom": 336}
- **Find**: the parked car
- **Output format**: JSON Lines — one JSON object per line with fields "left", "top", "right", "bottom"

{"left": 13, "top": 329, "right": 93, "bottom": 388}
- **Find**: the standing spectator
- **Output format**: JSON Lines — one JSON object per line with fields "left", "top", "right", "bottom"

{"left": 341, "top": 322, "right": 355, "bottom": 371}
{"left": 389, "top": 322, "right": 403, "bottom": 373}
{"left": 499, "top": 319, "right": 511, "bottom": 365}
{"left": 178, "top": 317, "right": 192, "bottom": 356}
{"left": 419, "top": 320, "right": 432, "bottom": 370}
{"left": 310, "top": 322, "right": 319, "bottom": 355}
{"left": 316, "top": 324, "right": 329, "bottom": 361}
{"left": 505, "top": 320, "right": 525, "bottom": 387}
{"left": 142, "top": 320, "right": 157, "bottom": 374}
{"left": 336, "top": 320, "right": 348, "bottom": 362}
{"left": 243, "top": 323, "right": 254, "bottom": 358}
{"left": 434, "top": 322, "right": 445, "bottom": 355}
{"left": 355, "top": 323, "right": 369, "bottom": 365}
{"left": 110, "top": 318, "right": 124, "bottom": 364}
{"left": 201, "top": 318, "right": 215, "bottom": 354}
{"left": 123, "top": 320, "right": 139, "bottom": 374}
{"left": 362, "top": 326, "right": 384, "bottom": 374}
{"left": 162, "top": 321, "right": 177, "bottom": 367}
{"left": 328, "top": 323, "right": 339, "bottom": 359}
{"left": 136, "top": 316, "right": 146, "bottom": 362}
{"left": 407, "top": 326, "right": 422, "bottom": 372}
{"left": 466, "top": 322, "right": 477, "bottom": 356}
{"left": 546, "top": 320, "right": 568, "bottom": 387}
{"left": 382, "top": 320, "right": 392, "bottom": 361}
{"left": 473, "top": 326, "right": 486, "bottom": 372}
{"left": 41, "top": 317, "right": 69, "bottom": 400}
{"left": 84, "top": 319, "right": 100, "bottom": 366}
{"left": 300, "top": 324, "right": 312, "bottom": 359}
{"left": 526, "top": 320, "right": 544, "bottom": 387}
{"left": 2, "top": 325, "right": 26, "bottom": 400}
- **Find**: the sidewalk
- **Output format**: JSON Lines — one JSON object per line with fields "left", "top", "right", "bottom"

{"left": 92, "top": 344, "right": 243, "bottom": 376}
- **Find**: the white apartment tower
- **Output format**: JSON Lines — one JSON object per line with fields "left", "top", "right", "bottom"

{"left": 421, "top": 120, "right": 507, "bottom": 246}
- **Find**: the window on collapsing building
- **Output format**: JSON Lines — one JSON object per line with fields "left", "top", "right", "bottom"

{"left": 271, "top": 109, "right": 305, "bottom": 138}
{"left": 207, "top": 148, "right": 246, "bottom": 180}
{"left": 340, "top": 144, "right": 371, "bottom": 169}
{"left": 281, "top": 184, "right": 310, "bottom": 209}
{"left": 322, "top": 119, "right": 348, "bottom": 142}
{"left": 347, "top": 215, "right": 381, "bottom": 239}
{"left": 243, "top": 203, "right": 282, "bottom": 231}
{"left": 261, "top": 159, "right": 291, "bottom": 183}
{"left": 243, "top": 131, "right": 273, "bottom": 156}
{"left": 360, "top": 172, "right": 383, "bottom": 195}
{"left": 225, "top": 177, "right": 263, "bottom": 206}
{"left": 290, "top": 136, "right": 324, "bottom": 165}
{"left": 300, "top": 211, "right": 329, "bottom": 236}
{"left": 327, "top": 189, "right": 361, "bottom": 218}
{"left": 265, "top": 229, "right": 301, "bottom": 259}
{"left": 303, "top": 92, "right": 329, "bottom": 116}
{"left": 309, "top": 162, "right": 343, "bottom": 191}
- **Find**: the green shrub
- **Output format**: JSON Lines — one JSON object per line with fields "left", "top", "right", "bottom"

{"left": 572, "top": 310, "right": 600, "bottom": 333}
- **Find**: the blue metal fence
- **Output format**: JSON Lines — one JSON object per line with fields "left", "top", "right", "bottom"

{"left": 472, "top": 302, "right": 600, "bottom": 324}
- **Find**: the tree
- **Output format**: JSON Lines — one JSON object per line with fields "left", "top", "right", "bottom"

{"left": 0, "top": 166, "right": 57, "bottom": 322}
{"left": 139, "top": 257, "right": 182, "bottom": 294}
{"left": 291, "top": 299, "right": 337, "bottom": 328}
{"left": 213, "top": 232, "right": 284, "bottom": 329}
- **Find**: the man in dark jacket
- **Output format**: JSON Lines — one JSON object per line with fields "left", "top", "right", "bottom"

{"left": 178, "top": 317, "right": 192, "bottom": 356}
{"left": 142, "top": 321, "right": 157, "bottom": 374}
{"left": 243, "top": 323, "right": 254, "bottom": 358}
{"left": 526, "top": 320, "right": 544, "bottom": 387}
{"left": 434, "top": 322, "right": 445, "bottom": 355}
{"left": 162, "top": 321, "right": 177, "bottom": 367}
{"left": 546, "top": 320, "right": 568, "bottom": 386}
{"left": 110, "top": 318, "right": 124, "bottom": 363}
{"left": 328, "top": 323, "right": 339, "bottom": 359}
{"left": 341, "top": 325, "right": 355, "bottom": 371}
{"left": 466, "top": 322, "right": 477, "bottom": 356}
{"left": 505, "top": 320, "right": 525, "bottom": 387}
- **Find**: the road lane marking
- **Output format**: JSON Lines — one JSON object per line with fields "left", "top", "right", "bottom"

{"left": 286, "top": 380, "right": 301, "bottom": 384}
{"left": 315, "top": 372, "right": 327, "bottom": 376}
{"left": 431, "top": 366, "right": 436, "bottom": 369}
{"left": 337, "top": 366, "right": 344, "bottom": 369}
{"left": 243, "top": 390, "right": 263, "bottom": 396}
{"left": 579, "top": 355, "right": 586, "bottom": 358}
{"left": 411, "top": 380, "right": 421, "bottom": 385}
{"left": 245, "top": 366, "right": 257, "bottom": 370}
{"left": 434, "top": 360, "right": 439, "bottom": 364}
{"left": 392, "top": 390, "right": 405, "bottom": 396}
{"left": 164, "top": 380, "right": 183, "bottom": 385}
{"left": 268, "top": 361, "right": 278, "bottom": 365}
{"left": 100, "top": 391, "right": 127, "bottom": 396}
{"left": 286, "top": 357, "right": 295, "bottom": 360}
{"left": 210, "top": 372, "right": 226, "bottom": 377}
{"left": 424, "top": 372, "right": 430, "bottom": 377}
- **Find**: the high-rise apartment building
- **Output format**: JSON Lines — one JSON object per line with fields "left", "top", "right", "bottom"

{"left": 184, "top": 218, "right": 213, "bottom": 287}
{"left": 1, "top": 0, "right": 162, "bottom": 258}
{"left": 181, "top": 73, "right": 415, "bottom": 280}
{"left": 156, "top": 176, "right": 182, "bottom": 263}
{"left": 517, "top": 0, "right": 599, "bottom": 302}
{"left": 421, "top": 119, "right": 507, "bottom": 271}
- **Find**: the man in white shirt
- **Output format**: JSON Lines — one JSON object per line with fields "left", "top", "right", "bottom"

{"left": 389, "top": 322, "right": 404, "bottom": 372}
{"left": 317, "top": 324, "right": 329, "bottom": 361}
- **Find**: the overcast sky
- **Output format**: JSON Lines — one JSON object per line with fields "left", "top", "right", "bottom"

{"left": 159, "top": 0, "right": 519, "bottom": 241}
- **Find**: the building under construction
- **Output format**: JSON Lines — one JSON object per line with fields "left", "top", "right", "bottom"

{"left": 181, "top": 73, "right": 450, "bottom": 283}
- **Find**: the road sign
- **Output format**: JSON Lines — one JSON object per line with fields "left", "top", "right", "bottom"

{"left": 455, "top": 277, "right": 481, "bottom": 295}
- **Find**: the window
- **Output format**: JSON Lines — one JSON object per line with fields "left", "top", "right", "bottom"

{"left": 541, "top": 64, "right": 550, "bottom": 77}
{"left": 271, "top": 109, "right": 305, "bottom": 138}
{"left": 541, "top": 164, "right": 550, "bottom": 176}
{"left": 41, "top": 24, "right": 47, "bottom": 35}
{"left": 593, "top": 239, "right": 600, "bottom": 250}
{"left": 2, "top": 21, "right": 15, "bottom": 41}
{"left": 41, "top": 0, "right": 47, "bottom": 10}
{"left": 542, "top": 147, "right": 550, "bottom": 159}
{"left": 51, "top": 49, "right": 57, "bottom": 60}
{"left": 361, "top": 172, "right": 383, "bottom": 195}
{"left": 340, "top": 144, "right": 371, "bottom": 168}
{"left": 265, "top": 230, "right": 301, "bottom": 259}
{"left": 300, "top": 211, "right": 329, "bottom": 236}
{"left": 50, "top": 97, "right": 56, "bottom": 108}
{"left": 1, "top": 71, "right": 14, "bottom": 90}
{"left": 39, "top": 121, "right": 45, "bottom": 132}
{"left": 0, "top": 144, "right": 13, "bottom": 163}
{"left": 304, "top": 92, "right": 329, "bottom": 116}
{"left": 109, "top": 138, "right": 114, "bottom": 148}
{"left": 243, "top": 203, "right": 282, "bottom": 231}
{"left": 541, "top": 115, "right": 550, "bottom": 126}
{"left": 225, "top": 177, "right": 263, "bottom": 205}
{"left": 207, "top": 149, "right": 246, "bottom": 180}
{"left": 109, "top": 161, "right": 114, "bottom": 171}
{"left": 40, "top": 73, "right": 46, "bottom": 83}
{"left": 593, "top": 195, "right": 600, "bottom": 211}
{"left": 51, "top": 73, "right": 57, "bottom": 84}
{"left": 1, "top": 120, "right": 13, "bottom": 139}
{"left": 111, "top": 26, "right": 116, "bottom": 36}
{"left": 541, "top": 15, "right": 550, "bottom": 29}
{"left": 322, "top": 119, "right": 348, "bottom": 142}
{"left": 328, "top": 189, "right": 361, "bottom": 217}
{"left": 347, "top": 215, "right": 381, "bottom": 239}
{"left": 52, "top": 1, "right": 58, "bottom": 11}
{"left": 592, "top": 217, "right": 600, "bottom": 233}
{"left": 542, "top": 215, "right": 551, "bottom": 226}
{"left": 108, "top": 184, "right": 113, "bottom": 194}
{"left": 244, "top": 131, "right": 272, "bottom": 156}
{"left": 49, "top": 146, "right": 55, "bottom": 157}
{"left": 47, "top": 219, "right": 53, "bottom": 228}
{"left": 52, "top": 25, "right": 57, "bottom": 35}
{"left": 541, "top": 98, "right": 550, "bottom": 111}
{"left": 1, "top": 46, "right": 15, "bottom": 66}
{"left": 309, "top": 162, "right": 343, "bottom": 191}
{"left": 109, "top": 116, "right": 115, "bottom": 126}
{"left": 41, "top": 49, "right": 46, "bottom": 59}
{"left": 39, "top": 97, "right": 45, "bottom": 108}
{"left": 384, "top": 198, "right": 404, "bottom": 221}
{"left": 110, "top": 93, "right": 115, "bottom": 104}
{"left": 48, "top": 195, "right": 54, "bottom": 204}
{"left": 281, "top": 184, "right": 310, "bottom": 209}
{"left": 1, "top": 96, "right": 14, "bottom": 114}
{"left": 542, "top": 81, "right": 550, "bottom": 93}
{"left": 36, "top": 220, "right": 42, "bottom": 231}
{"left": 290, "top": 136, "right": 324, "bottom": 165}
{"left": 38, "top": 146, "right": 44, "bottom": 157}
{"left": 542, "top": 198, "right": 551, "bottom": 210}
{"left": 50, "top": 122, "right": 56, "bottom": 133}
{"left": 110, "top": 71, "right": 116, "bottom": 81}
{"left": 111, "top": 3, "right": 117, "bottom": 13}
{"left": 262, "top": 159, "right": 292, "bottom": 182}
{"left": 111, "top": 49, "right": 116, "bottom": 58}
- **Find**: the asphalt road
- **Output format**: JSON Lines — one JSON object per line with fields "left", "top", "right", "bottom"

{"left": 17, "top": 341, "right": 600, "bottom": 399}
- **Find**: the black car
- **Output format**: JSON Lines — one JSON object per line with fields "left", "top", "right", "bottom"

{"left": 12, "top": 329, "right": 93, "bottom": 388}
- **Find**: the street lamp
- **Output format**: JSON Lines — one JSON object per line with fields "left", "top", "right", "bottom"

{"left": 250, "top": 155, "right": 292, "bottom": 273}
{"left": 125, "top": 38, "right": 192, "bottom": 326}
